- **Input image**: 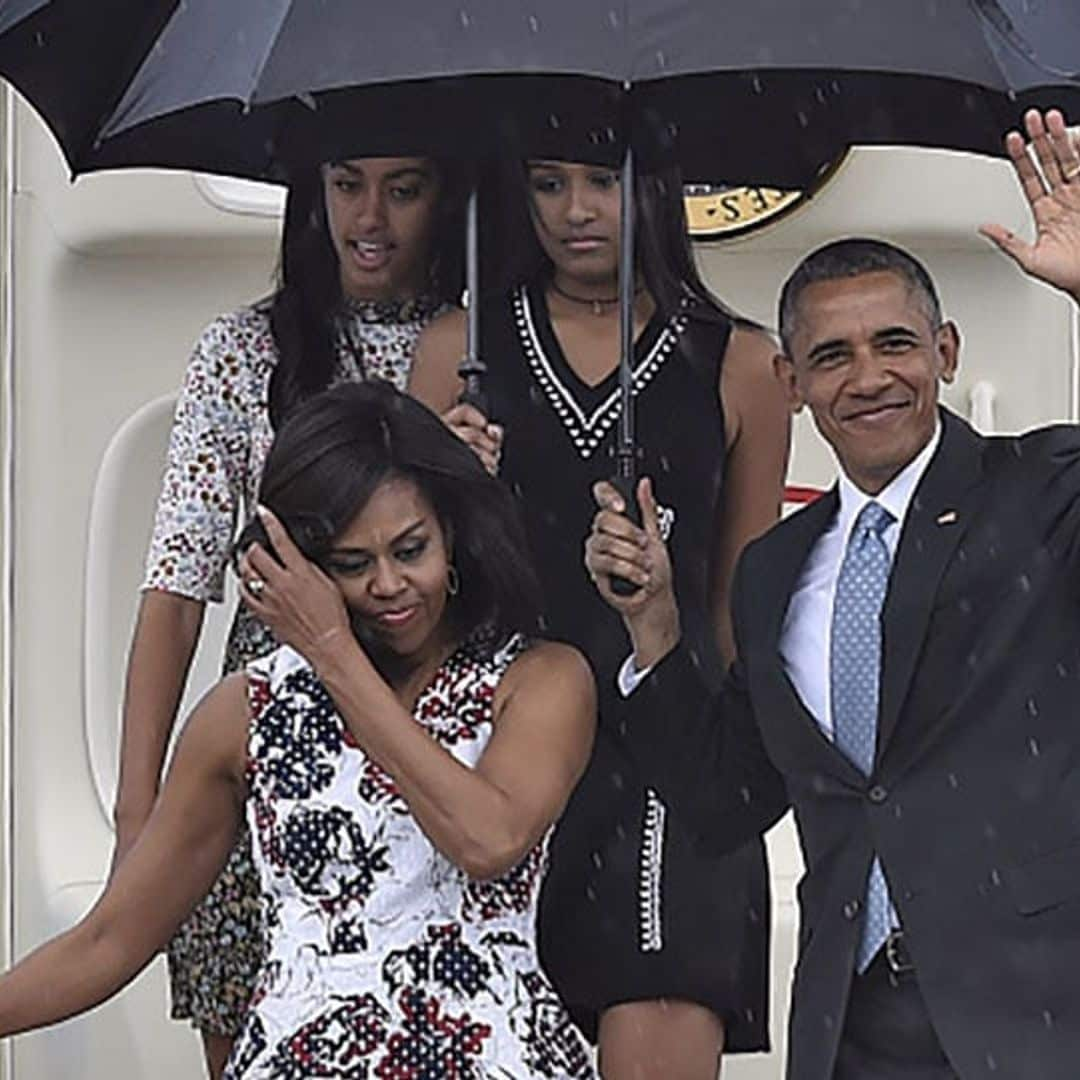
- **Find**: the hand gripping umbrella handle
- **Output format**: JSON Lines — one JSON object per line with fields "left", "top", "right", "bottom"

{"left": 609, "top": 456, "right": 643, "bottom": 597}
{"left": 609, "top": 142, "right": 641, "bottom": 599}
{"left": 457, "top": 364, "right": 489, "bottom": 416}
{"left": 457, "top": 184, "right": 490, "bottom": 417}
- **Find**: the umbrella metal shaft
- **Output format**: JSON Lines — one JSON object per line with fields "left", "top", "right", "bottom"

{"left": 458, "top": 185, "right": 488, "bottom": 413}
{"left": 466, "top": 186, "right": 479, "bottom": 367}
{"left": 617, "top": 143, "right": 635, "bottom": 467}
{"left": 607, "top": 142, "right": 643, "bottom": 597}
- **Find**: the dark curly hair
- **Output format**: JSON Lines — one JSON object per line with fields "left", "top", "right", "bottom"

{"left": 237, "top": 381, "right": 541, "bottom": 641}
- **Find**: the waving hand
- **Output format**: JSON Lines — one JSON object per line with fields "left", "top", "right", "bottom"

{"left": 981, "top": 108, "right": 1080, "bottom": 302}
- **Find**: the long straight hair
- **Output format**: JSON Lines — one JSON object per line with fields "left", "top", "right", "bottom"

{"left": 485, "top": 156, "right": 754, "bottom": 331}
{"left": 266, "top": 163, "right": 466, "bottom": 429}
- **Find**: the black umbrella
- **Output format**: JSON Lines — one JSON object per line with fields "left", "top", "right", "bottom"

{"left": 2, "top": 0, "right": 1080, "bottom": 589}
{"left": 4, "top": 1, "right": 1080, "bottom": 186}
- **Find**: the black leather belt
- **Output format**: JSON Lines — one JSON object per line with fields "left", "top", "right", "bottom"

{"left": 885, "top": 929, "right": 915, "bottom": 975}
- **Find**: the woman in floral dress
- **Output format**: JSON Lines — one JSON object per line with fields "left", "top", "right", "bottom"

{"left": 112, "top": 156, "right": 464, "bottom": 1077}
{"left": 0, "top": 382, "right": 597, "bottom": 1079}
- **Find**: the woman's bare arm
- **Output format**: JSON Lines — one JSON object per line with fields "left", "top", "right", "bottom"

{"left": 712, "top": 327, "right": 792, "bottom": 665}
{"left": 241, "top": 509, "right": 595, "bottom": 881}
{"left": 408, "top": 309, "right": 467, "bottom": 413}
{"left": 316, "top": 637, "right": 595, "bottom": 880}
{"left": 117, "top": 316, "right": 259, "bottom": 868}
{"left": 0, "top": 676, "right": 247, "bottom": 1037}
{"left": 111, "top": 590, "right": 206, "bottom": 868}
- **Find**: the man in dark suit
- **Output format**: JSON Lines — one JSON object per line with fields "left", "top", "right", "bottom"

{"left": 584, "top": 108, "right": 1080, "bottom": 1079}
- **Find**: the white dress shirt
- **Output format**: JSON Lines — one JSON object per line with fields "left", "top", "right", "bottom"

{"left": 779, "top": 422, "right": 940, "bottom": 738}
{"left": 619, "top": 424, "right": 942, "bottom": 703}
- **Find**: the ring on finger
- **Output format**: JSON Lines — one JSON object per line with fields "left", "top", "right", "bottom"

{"left": 1063, "top": 162, "right": 1080, "bottom": 182}
{"left": 247, "top": 576, "right": 266, "bottom": 597}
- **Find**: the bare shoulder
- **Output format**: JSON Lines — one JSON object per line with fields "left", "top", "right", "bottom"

{"left": 498, "top": 639, "right": 596, "bottom": 710}
{"left": 410, "top": 308, "right": 469, "bottom": 409}
{"left": 172, "top": 671, "right": 250, "bottom": 780}
{"left": 724, "top": 324, "right": 780, "bottom": 381}
{"left": 416, "top": 307, "right": 467, "bottom": 363}
{"left": 193, "top": 670, "right": 248, "bottom": 718}
{"left": 721, "top": 324, "right": 787, "bottom": 442}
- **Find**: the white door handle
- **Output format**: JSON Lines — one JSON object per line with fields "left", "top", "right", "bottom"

{"left": 969, "top": 380, "right": 997, "bottom": 433}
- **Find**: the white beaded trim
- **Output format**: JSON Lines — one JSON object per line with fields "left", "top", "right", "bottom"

{"left": 638, "top": 787, "right": 667, "bottom": 953}
{"left": 514, "top": 287, "right": 685, "bottom": 460}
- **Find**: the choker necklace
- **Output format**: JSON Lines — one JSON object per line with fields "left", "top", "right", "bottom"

{"left": 549, "top": 280, "right": 643, "bottom": 316}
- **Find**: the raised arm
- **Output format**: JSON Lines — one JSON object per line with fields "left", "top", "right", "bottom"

{"left": 319, "top": 638, "right": 594, "bottom": 878}
{"left": 238, "top": 509, "right": 595, "bottom": 880}
{"left": 981, "top": 108, "right": 1080, "bottom": 304}
{"left": 584, "top": 480, "right": 788, "bottom": 853}
{"left": 415, "top": 640, "right": 596, "bottom": 876}
{"left": 0, "top": 676, "right": 247, "bottom": 1036}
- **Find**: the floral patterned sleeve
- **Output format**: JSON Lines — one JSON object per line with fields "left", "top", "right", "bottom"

{"left": 142, "top": 310, "right": 267, "bottom": 604}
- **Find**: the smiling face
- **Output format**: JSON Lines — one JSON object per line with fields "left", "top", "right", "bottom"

{"left": 322, "top": 476, "right": 453, "bottom": 661}
{"left": 526, "top": 160, "right": 622, "bottom": 287}
{"left": 777, "top": 270, "right": 959, "bottom": 494}
{"left": 322, "top": 157, "right": 442, "bottom": 302}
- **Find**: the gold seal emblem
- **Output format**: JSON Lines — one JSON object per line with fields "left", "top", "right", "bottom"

{"left": 683, "top": 157, "right": 847, "bottom": 239}
{"left": 684, "top": 185, "right": 802, "bottom": 238}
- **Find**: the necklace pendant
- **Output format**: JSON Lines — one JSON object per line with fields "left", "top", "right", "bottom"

{"left": 592, "top": 299, "right": 603, "bottom": 316}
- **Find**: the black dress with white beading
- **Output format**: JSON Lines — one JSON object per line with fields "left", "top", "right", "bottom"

{"left": 481, "top": 283, "right": 770, "bottom": 1048}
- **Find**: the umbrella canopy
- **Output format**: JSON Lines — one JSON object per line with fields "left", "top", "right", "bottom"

{"left": 3, "top": 0, "right": 1079, "bottom": 593}
{"left": 1, "top": 1, "right": 1079, "bottom": 185}
{"left": 0, "top": 0, "right": 489, "bottom": 179}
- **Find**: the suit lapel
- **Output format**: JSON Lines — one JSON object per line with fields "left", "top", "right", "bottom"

{"left": 756, "top": 489, "right": 867, "bottom": 784}
{"left": 876, "top": 411, "right": 986, "bottom": 755}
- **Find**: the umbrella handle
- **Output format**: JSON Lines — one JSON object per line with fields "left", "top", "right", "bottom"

{"left": 457, "top": 365, "right": 490, "bottom": 417}
{"left": 608, "top": 464, "right": 643, "bottom": 597}
{"left": 455, "top": 373, "right": 490, "bottom": 419}
{"left": 457, "top": 185, "right": 490, "bottom": 416}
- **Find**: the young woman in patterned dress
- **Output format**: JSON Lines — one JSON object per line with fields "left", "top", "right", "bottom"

{"left": 112, "top": 157, "right": 464, "bottom": 1078}
{"left": 409, "top": 147, "right": 790, "bottom": 1077}
{"left": 2, "top": 382, "right": 597, "bottom": 1079}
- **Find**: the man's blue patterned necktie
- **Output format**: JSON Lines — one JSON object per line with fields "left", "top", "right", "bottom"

{"left": 831, "top": 499, "right": 895, "bottom": 972}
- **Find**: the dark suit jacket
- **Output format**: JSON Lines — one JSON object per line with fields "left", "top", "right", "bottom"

{"left": 632, "top": 409, "right": 1080, "bottom": 1079}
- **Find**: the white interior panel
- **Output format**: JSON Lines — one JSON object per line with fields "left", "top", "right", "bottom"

{"left": 8, "top": 98, "right": 278, "bottom": 1078}
{"left": 84, "top": 393, "right": 239, "bottom": 821}
{"left": 1, "top": 92, "right": 1075, "bottom": 1080}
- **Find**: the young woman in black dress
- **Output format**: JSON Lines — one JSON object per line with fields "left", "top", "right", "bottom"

{"left": 409, "top": 140, "right": 790, "bottom": 1078}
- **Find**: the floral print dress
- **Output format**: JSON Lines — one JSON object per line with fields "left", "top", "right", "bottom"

{"left": 144, "top": 296, "right": 444, "bottom": 1034}
{"left": 224, "top": 631, "right": 596, "bottom": 1080}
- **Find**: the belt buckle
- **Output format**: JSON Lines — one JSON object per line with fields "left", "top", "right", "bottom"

{"left": 885, "top": 929, "right": 914, "bottom": 975}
